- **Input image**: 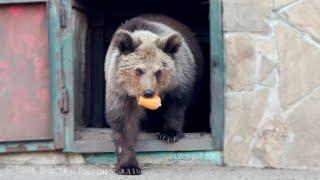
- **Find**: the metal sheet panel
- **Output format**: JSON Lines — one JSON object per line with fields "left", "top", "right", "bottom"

{"left": 0, "top": 3, "right": 52, "bottom": 142}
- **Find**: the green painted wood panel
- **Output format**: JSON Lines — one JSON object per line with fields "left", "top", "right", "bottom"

{"left": 210, "top": 0, "right": 225, "bottom": 151}
{"left": 61, "top": 0, "right": 76, "bottom": 152}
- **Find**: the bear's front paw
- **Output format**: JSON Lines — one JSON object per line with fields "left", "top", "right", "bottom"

{"left": 115, "top": 164, "right": 141, "bottom": 175}
{"left": 158, "top": 130, "right": 184, "bottom": 143}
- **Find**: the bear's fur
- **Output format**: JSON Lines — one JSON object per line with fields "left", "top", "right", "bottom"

{"left": 104, "top": 14, "right": 204, "bottom": 175}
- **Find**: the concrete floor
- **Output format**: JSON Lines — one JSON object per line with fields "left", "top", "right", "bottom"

{"left": 1, "top": 162, "right": 320, "bottom": 180}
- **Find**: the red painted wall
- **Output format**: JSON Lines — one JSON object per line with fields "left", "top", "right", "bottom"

{"left": 0, "top": 3, "right": 52, "bottom": 142}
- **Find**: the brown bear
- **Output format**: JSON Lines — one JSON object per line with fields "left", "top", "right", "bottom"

{"left": 104, "top": 14, "right": 204, "bottom": 175}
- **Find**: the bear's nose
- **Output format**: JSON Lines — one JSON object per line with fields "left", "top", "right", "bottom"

{"left": 143, "top": 89, "right": 154, "bottom": 98}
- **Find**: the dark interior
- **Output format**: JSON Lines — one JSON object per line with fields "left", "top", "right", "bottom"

{"left": 77, "top": 0, "right": 211, "bottom": 132}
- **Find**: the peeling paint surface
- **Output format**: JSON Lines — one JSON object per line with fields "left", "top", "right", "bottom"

{"left": 0, "top": 3, "right": 52, "bottom": 142}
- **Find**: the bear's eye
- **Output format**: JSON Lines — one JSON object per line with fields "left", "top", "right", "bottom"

{"left": 135, "top": 68, "right": 144, "bottom": 76}
{"left": 155, "top": 70, "right": 161, "bottom": 79}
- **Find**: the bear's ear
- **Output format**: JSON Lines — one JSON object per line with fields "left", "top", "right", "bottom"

{"left": 158, "top": 33, "right": 183, "bottom": 54}
{"left": 113, "top": 30, "right": 138, "bottom": 54}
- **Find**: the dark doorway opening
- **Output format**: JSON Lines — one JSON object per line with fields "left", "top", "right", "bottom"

{"left": 74, "top": 0, "right": 210, "bottom": 134}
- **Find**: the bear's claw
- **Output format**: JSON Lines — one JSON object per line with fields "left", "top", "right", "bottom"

{"left": 116, "top": 165, "right": 141, "bottom": 175}
{"left": 158, "top": 130, "right": 184, "bottom": 143}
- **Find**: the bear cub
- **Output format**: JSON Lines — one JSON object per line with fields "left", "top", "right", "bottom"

{"left": 104, "top": 14, "right": 204, "bottom": 175}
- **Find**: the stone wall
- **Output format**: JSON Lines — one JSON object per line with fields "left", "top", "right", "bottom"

{"left": 223, "top": 0, "right": 320, "bottom": 169}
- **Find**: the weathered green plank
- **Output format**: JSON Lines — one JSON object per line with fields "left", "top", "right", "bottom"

{"left": 210, "top": 0, "right": 225, "bottom": 151}
{"left": 62, "top": 0, "right": 76, "bottom": 152}
{"left": 48, "top": 0, "right": 64, "bottom": 149}
{"left": 84, "top": 151, "right": 223, "bottom": 165}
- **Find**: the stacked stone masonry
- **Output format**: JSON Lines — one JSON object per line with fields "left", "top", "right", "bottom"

{"left": 223, "top": 0, "right": 320, "bottom": 169}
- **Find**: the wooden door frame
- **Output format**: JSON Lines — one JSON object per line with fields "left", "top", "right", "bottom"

{"left": 64, "top": 0, "right": 225, "bottom": 153}
{"left": 210, "top": 0, "right": 225, "bottom": 151}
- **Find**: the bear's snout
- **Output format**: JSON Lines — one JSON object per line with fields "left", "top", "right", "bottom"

{"left": 143, "top": 89, "right": 155, "bottom": 98}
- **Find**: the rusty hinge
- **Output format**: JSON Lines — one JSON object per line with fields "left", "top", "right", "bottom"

{"left": 60, "top": 0, "right": 67, "bottom": 28}
{"left": 59, "top": 88, "right": 69, "bottom": 114}
{"left": 58, "top": 45, "right": 69, "bottom": 114}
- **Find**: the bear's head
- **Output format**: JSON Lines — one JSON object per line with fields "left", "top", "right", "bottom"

{"left": 111, "top": 29, "right": 182, "bottom": 98}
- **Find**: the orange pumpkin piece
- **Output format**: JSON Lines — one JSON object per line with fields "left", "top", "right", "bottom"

{"left": 137, "top": 95, "right": 162, "bottom": 110}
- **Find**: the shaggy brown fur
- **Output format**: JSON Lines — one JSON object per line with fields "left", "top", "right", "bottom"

{"left": 104, "top": 14, "right": 203, "bottom": 175}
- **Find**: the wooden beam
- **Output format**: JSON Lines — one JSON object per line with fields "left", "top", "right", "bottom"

{"left": 70, "top": 128, "right": 215, "bottom": 153}
{"left": 210, "top": 0, "right": 225, "bottom": 151}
